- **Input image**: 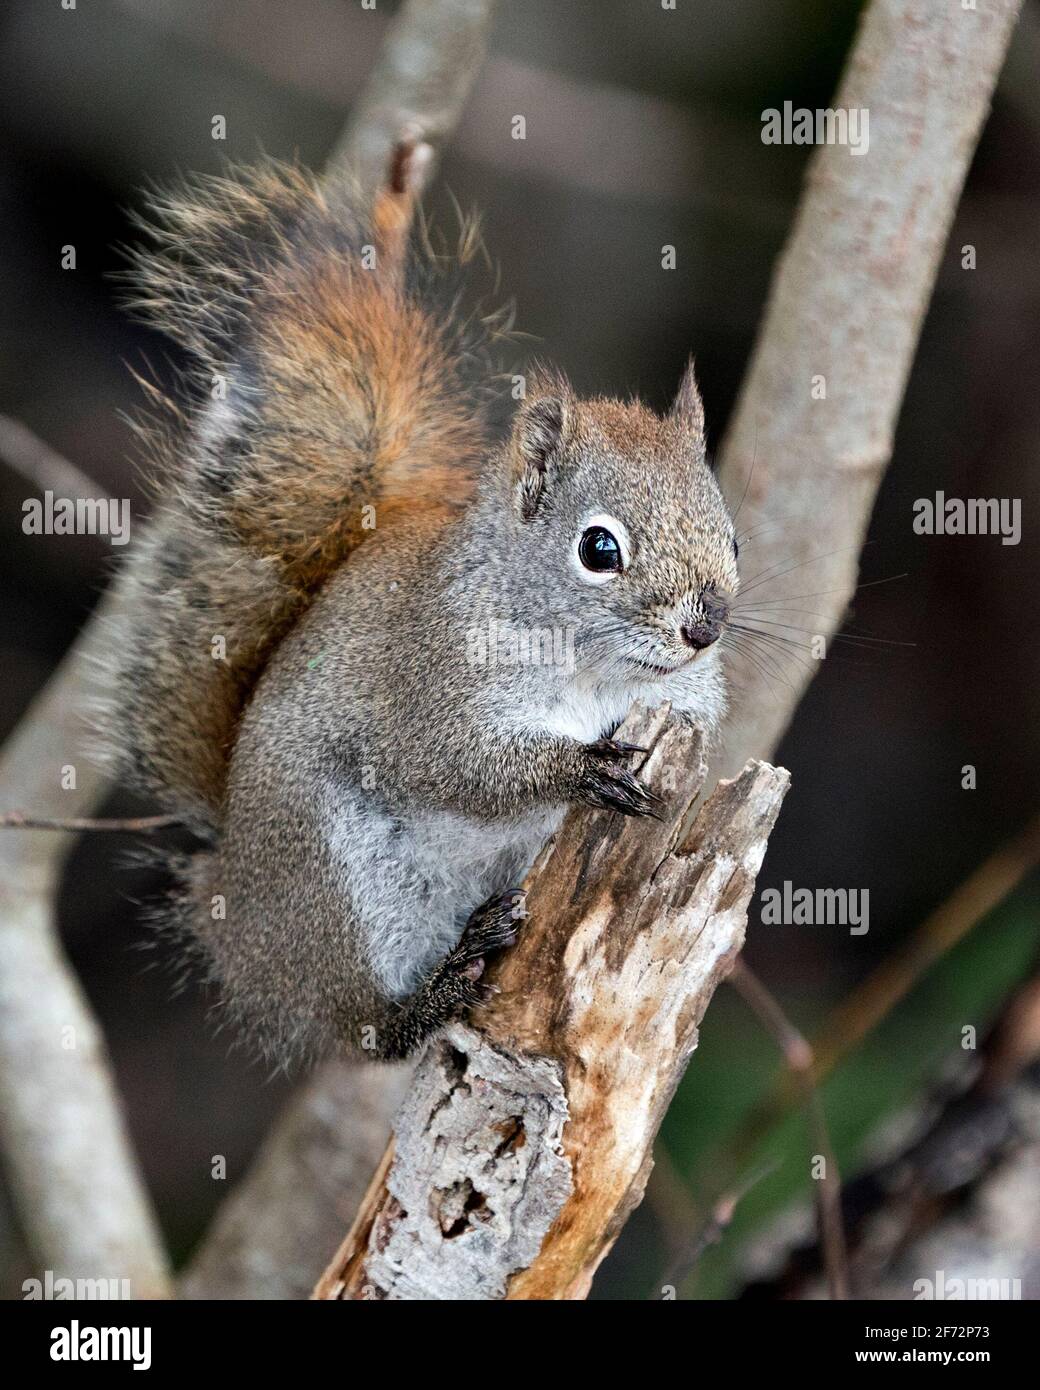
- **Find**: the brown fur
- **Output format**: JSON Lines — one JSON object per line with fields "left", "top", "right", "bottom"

{"left": 114, "top": 161, "right": 498, "bottom": 820}
{"left": 109, "top": 158, "right": 736, "bottom": 1066}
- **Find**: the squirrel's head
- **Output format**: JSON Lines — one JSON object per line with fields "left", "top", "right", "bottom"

{"left": 502, "top": 362, "right": 738, "bottom": 687}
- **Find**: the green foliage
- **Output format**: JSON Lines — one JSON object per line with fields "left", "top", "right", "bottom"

{"left": 644, "top": 891, "right": 1039, "bottom": 1299}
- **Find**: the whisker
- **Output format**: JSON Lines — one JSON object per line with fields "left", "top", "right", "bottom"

{"left": 721, "top": 633, "right": 800, "bottom": 694}
{"left": 725, "top": 426, "right": 759, "bottom": 529}
{"left": 736, "top": 543, "right": 875, "bottom": 600}
{"left": 720, "top": 633, "right": 784, "bottom": 694}
{"left": 734, "top": 573, "right": 909, "bottom": 607}
{"left": 733, "top": 613, "right": 916, "bottom": 648}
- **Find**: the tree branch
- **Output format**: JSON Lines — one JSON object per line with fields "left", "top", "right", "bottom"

{"left": 328, "top": 0, "right": 497, "bottom": 197}
{"left": 713, "top": 0, "right": 1024, "bottom": 782}
{"left": 728, "top": 960, "right": 849, "bottom": 1299}
{"left": 0, "top": 812, "right": 182, "bottom": 832}
{"left": 179, "top": 1060, "right": 410, "bottom": 1300}
{"left": 0, "top": 583, "right": 170, "bottom": 1296}
{"left": 315, "top": 706, "right": 788, "bottom": 1300}
{"left": 0, "top": 414, "right": 109, "bottom": 502}
{"left": 747, "top": 966, "right": 1040, "bottom": 1299}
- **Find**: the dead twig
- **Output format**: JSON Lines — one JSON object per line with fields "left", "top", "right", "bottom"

{"left": 728, "top": 960, "right": 849, "bottom": 1299}
{"left": 0, "top": 812, "right": 182, "bottom": 832}
{"left": 714, "top": 812, "right": 1040, "bottom": 1185}
{"left": 655, "top": 1159, "right": 779, "bottom": 1299}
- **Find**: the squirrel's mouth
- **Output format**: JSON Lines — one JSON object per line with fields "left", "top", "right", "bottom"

{"left": 631, "top": 656, "right": 692, "bottom": 680}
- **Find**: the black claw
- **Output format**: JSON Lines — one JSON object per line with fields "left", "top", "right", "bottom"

{"left": 587, "top": 738, "right": 650, "bottom": 760}
{"left": 456, "top": 889, "right": 528, "bottom": 962}
{"left": 580, "top": 760, "right": 665, "bottom": 820}
{"left": 469, "top": 981, "right": 501, "bottom": 1008}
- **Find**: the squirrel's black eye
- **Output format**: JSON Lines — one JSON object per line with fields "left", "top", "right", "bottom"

{"left": 733, "top": 536, "right": 740, "bottom": 560}
{"left": 579, "top": 526, "right": 623, "bottom": 573}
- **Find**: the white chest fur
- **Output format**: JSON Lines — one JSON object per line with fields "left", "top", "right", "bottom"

{"left": 359, "top": 803, "right": 562, "bottom": 999}
{"left": 534, "top": 652, "right": 722, "bottom": 744}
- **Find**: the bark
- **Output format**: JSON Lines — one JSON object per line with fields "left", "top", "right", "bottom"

{"left": 712, "top": 0, "right": 1024, "bottom": 783}
{"left": 329, "top": 0, "right": 497, "bottom": 197}
{"left": 315, "top": 705, "right": 789, "bottom": 1300}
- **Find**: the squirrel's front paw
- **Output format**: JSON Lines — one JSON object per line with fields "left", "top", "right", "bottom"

{"left": 446, "top": 889, "right": 528, "bottom": 1006}
{"left": 576, "top": 739, "right": 663, "bottom": 819}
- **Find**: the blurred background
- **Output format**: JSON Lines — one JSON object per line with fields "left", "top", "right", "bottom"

{"left": 1, "top": 0, "right": 1038, "bottom": 1299}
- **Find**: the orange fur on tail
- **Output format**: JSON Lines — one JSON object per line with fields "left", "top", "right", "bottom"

{"left": 113, "top": 154, "right": 505, "bottom": 817}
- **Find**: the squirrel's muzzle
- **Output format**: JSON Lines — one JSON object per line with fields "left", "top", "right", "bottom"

{"left": 680, "top": 590, "right": 729, "bottom": 650}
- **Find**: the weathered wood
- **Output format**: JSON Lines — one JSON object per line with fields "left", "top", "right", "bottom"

{"left": 315, "top": 703, "right": 789, "bottom": 1300}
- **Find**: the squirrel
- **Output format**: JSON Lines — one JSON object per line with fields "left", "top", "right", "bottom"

{"left": 110, "top": 137, "right": 739, "bottom": 1065}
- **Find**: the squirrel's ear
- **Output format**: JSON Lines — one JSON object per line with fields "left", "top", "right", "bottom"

{"left": 670, "top": 357, "right": 705, "bottom": 441}
{"left": 511, "top": 388, "right": 571, "bottom": 521}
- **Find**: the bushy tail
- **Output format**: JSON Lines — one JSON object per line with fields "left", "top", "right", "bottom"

{"left": 113, "top": 152, "right": 499, "bottom": 823}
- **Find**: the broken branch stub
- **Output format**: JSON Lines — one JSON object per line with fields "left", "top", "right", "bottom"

{"left": 315, "top": 703, "right": 789, "bottom": 1300}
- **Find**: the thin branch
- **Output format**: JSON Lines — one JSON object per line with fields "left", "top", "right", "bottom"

{"left": 0, "top": 414, "right": 109, "bottom": 501}
{"left": 119, "top": 0, "right": 779, "bottom": 218}
{"left": 810, "top": 812, "right": 1040, "bottom": 1084}
{"left": 0, "top": 583, "right": 170, "bottom": 1296}
{"left": 655, "top": 1159, "right": 779, "bottom": 1299}
{"left": 0, "top": 812, "right": 182, "bottom": 832}
{"left": 714, "top": 811, "right": 1040, "bottom": 1180}
{"left": 728, "top": 960, "right": 849, "bottom": 1300}
{"left": 327, "top": 0, "right": 498, "bottom": 198}
{"left": 750, "top": 962, "right": 1040, "bottom": 1298}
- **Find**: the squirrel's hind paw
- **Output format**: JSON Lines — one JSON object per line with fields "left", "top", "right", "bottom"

{"left": 457, "top": 889, "right": 528, "bottom": 960}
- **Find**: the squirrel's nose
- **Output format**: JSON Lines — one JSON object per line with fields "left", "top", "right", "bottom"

{"left": 680, "top": 591, "right": 729, "bottom": 650}
{"left": 680, "top": 621, "right": 720, "bottom": 651}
